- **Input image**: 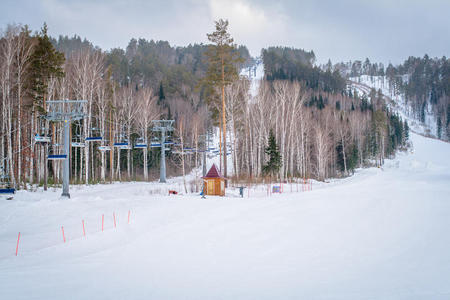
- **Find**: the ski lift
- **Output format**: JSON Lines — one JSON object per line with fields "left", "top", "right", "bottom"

{"left": 71, "top": 142, "right": 85, "bottom": 147}
{"left": 98, "top": 146, "right": 111, "bottom": 151}
{"left": 48, "top": 154, "right": 67, "bottom": 160}
{"left": 0, "top": 165, "right": 15, "bottom": 199}
{"left": 85, "top": 127, "right": 103, "bottom": 142}
{"left": 150, "top": 142, "right": 161, "bottom": 148}
{"left": 113, "top": 132, "right": 131, "bottom": 149}
{"left": 71, "top": 123, "right": 85, "bottom": 147}
{"left": 34, "top": 134, "right": 51, "bottom": 143}
{"left": 114, "top": 142, "right": 131, "bottom": 150}
{"left": 134, "top": 137, "right": 147, "bottom": 149}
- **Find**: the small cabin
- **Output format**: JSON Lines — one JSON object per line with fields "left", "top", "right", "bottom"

{"left": 202, "top": 163, "right": 225, "bottom": 196}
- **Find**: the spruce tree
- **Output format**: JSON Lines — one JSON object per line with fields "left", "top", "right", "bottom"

{"left": 28, "top": 23, "right": 65, "bottom": 110}
{"left": 437, "top": 116, "right": 442, "bottom": 139}
{"left": 263, "top": 129, "right": 282, "bottom": 177}
{"left": 404, "top": 120, "right": 409, "bottom": 142}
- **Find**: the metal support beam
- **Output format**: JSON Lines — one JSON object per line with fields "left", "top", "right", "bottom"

{"left": 160, "top": 128, "right": 166, "bottom": 183}
{"left": 151, "top": 120, "right": 174, "bottom": 184}
{"left": 62, "top": 118, "right": 71, "bottom": 198}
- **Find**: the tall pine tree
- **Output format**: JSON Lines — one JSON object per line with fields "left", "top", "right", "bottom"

{"left": 203, "top": 19, "right": 242, "bottom": 184}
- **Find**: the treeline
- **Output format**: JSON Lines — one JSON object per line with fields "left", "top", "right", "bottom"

{"left": 226, "top": 78, "right": 408, "bottom": 181}
{"left": 0, "top": 23, "right": 253, "bottom": 189}
{"left": 262, "top": 47, "right": 346, "bottom": 93}
{"left": 1, "top": 22, "right": 410, "bottom": 191}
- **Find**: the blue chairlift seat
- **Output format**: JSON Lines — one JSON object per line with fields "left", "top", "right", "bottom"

{"left": 98, "top": 146, "right": 111, "bottom": 151}
{"left": 150, "top": 143, "right": 162, "bottom": 148}
{"left": 0, "top": 188, "right": 15, "bottom": 194}
{"left": 48, "top": 154, "right": 67, "bottom": 160}
{"left": 85, "top": 137, "right": 103, "bottom": 142}
{"left": 114, "top": 142, "right": 131, "bottom": 150}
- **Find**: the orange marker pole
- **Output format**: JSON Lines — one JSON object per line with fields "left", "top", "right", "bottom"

{"left": 61, "top": 226, "right": 66, "bottom": 243}
{"left": 15, "top": 232, "right": 20, "bottom": 256}
{"left": 82, "top": 220, "right": 86, "bottom": 237}
{"left": 113, "top": 212, "right": 116, "bottom": 228}
{"left": 102, "top": 214, "right": 104, "bottom": 232}
{"left": 128, "top": 210, "right": 130, "bottom": 224}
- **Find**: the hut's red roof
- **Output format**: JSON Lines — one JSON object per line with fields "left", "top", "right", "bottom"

{"left": 203, "top": 163, "right": 223, "bottom": 178}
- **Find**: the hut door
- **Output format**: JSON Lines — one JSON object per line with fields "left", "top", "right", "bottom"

{"left": 207, "top": 180, "right": 214, "bottom": 195}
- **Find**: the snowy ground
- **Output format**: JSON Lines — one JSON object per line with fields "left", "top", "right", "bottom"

{"left": 1, "top": 132, "right": 449, "bottom": 299}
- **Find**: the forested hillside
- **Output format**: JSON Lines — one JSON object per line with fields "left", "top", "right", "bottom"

{"left": 0, "top": 23, "right": 410, "bottom": 191}
{"left": 228, "top": 47, "right": 408, "bottom": 181}
{"left": 334, "top": 56, "right": 450, "bottom": 141}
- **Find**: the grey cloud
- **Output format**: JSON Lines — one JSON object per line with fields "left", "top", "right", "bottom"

{"left": 0, "top": 0, "right": 448, "bottom": 64}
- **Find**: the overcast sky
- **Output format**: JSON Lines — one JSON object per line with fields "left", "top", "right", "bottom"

{"left": 1, "top": 0, "right": 449, "bottom": 64}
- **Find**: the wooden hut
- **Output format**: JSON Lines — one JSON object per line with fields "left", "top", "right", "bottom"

{"left": 202, "top": 163, "right": 225, "bottom": 196}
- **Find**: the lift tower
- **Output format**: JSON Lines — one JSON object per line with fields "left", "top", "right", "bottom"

{"left": 151, "top": 120, "right": 174, "bottom": 183}
{"left": 44, "top": 100, "right": 86, "bottom": 198}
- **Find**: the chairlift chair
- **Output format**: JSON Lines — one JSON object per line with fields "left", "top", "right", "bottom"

{"left": 86, "top": 127, "right": 103, "bottom": 142}
{"left": 0, "top": 166, "right": 15, "bottom": 199}
{"left": 134, "top": 137, "right": 147, "bottom": 149}
{"left": 71, "top": 142, "right": 86, "bottom": 147}
{"left": 34, "top": 134, "right": 51, "bottom": 143}
{"left": 48, "top": 154, "right": 67, "bottom": 160}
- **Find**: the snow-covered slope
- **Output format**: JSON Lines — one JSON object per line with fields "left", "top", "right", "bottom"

{"left": 349, "top": 75, "right": 438, "bottom": 138}
{"left": 1, "top": 132, "right": 450, "bottom": 299}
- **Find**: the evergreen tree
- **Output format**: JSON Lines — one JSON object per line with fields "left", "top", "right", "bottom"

{"left": 437, "top": 116, "right": 442, "bottom": 139}
{"left": 158, "top": 82, "right": 165, "bottom": 103}
{"left": 404, "top": 120, "right": 409, "bottom": 142}
{"left": 263, "top": 129, "right": 281, "bottom": 177}
{"left": 28, "top": 23, "right": 65, "bottom": 110}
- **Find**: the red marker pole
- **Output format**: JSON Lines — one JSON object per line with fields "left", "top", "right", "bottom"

{"left": 127, "top": 210, "right": 130, "bottom": 224}
{"left": 113, "top": 212, "right": 116, "bottom": 228}
{"left": 61, "top": 226, "right": 66, "bottom": 243}
{"left": 15, "top": 232, "right": 20, "bottom": 256}
{"left": 102, "top": 214, "right": 104, "bottom": 232}
{"left": 82, "top": 220, "right": 86, "bottom": 237}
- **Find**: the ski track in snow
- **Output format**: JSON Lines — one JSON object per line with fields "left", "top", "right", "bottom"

{"left": 0, "top": 132, "right": 450, "bottom": 299}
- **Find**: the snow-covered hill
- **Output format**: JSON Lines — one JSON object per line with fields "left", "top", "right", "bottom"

{"left": 349, "top": 75, "right": 439, "bottom": 138}
{"left": 1, "top": 131, "right": 450, "bottom": 299}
